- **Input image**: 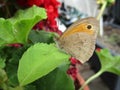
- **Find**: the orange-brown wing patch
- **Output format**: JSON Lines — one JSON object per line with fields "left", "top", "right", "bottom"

{"left": 61, "top": 23, "right": 94, "bottom": 39}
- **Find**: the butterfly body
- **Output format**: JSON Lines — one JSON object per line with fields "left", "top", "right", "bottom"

{"left": 58, "top": 17, "right": 99, "bottom": 63}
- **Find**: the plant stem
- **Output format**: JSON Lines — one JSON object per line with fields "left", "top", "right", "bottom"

{"left": 79, "top": 70, "right": 104, "bottom": 90}
{"left": 5, "top": 3, "right": 11, "bottom": 18}
{"left": 97, "top": 1, "right": 107, "bottom": 20}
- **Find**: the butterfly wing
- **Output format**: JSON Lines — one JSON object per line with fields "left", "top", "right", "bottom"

{"left": 58, "top": 32, "right": 96, "bottom": 63}
{"left": 58, "top": 17, "right": 99, "bottom": 63}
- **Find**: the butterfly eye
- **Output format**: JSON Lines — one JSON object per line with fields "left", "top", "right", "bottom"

{"left": 87, "top": 24, "right": 92, "bottom": 30}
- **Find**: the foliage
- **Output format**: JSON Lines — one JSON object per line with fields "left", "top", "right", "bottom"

{"left": 96, "top": 49, "right": 120, "bottom": 75}
{"left": 18, "top": 43, "right": 70, "bottom": 86}
{"left": 34, "top": 64, "right": 75, "bottom": 90}
{"left": 1, "top": 1, "right": 120, "bottom": 90}
{"left": 96, "top": 0, "right": 115, "bottom": 20}
{"left": 0, "top": 5, "right": 47, "bottom": 46}
{"left": 80, "top": 49, "right": 120, "bottom": 90}
{"left": 97, "top": 0, "right": 115, "bottom": 5}
{"left": 17, "top": 0, "right": 61, "bottom": 34}
{"left": 0, "top": 6, "right": 74, "bottom": 90}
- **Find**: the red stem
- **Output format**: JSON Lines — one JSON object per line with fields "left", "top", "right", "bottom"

{"left": 76, "top": 72, "right": 90, "bottom": 90}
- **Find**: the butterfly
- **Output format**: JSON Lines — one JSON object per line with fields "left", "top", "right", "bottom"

{"left": 57, "top": 17, "right": 99, "bottom": 63}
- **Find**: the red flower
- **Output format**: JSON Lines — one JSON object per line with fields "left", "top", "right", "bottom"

{"left": 17, "top": 0, "right": 61, "bottom": 35}
{"left": 70, "top": 57, "right": 78, "bottom": 65}
{"left": 45, "top": 1, "right": 60, "bottom": 18}
{"left": 67, "top": 67, "right": 77, "bottom": 80}
{"left": 33, "top": 20, "right": 46, "bottom": 30}
{"left": 96, "top": 48, "right": 101, "bottom": 52}
{"left": 8, "top": 43, "right": 22, "bottom": 48}
{"left": 27, "top": 0, "right": 44, "bottom": 6}
{"left": 51, "top": 0, "right": 60, "bottom": 6}
{"left": 46, "top": 5, "right": 54, "bottom": 13}
{"left": 69, "top": 57, "right": 81, "bottom": 65}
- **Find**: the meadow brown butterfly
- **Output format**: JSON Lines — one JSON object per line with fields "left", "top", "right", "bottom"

{"left": 57, "top": 17, "right": 99, "bottom": 63}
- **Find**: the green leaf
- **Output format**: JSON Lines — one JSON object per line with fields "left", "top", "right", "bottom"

{"left": 0, "top": 19, "right": 15, "bottom": 46}
{"left": 29, "top": 30, "right": 55, "bottom": 44}
{"left": 0, "top": 58, "right": 6, "bottom": 69}
{"left": 96, "top": 49, "right": 120, "bottom": 75}
{"left": 24, "top": 85, "right": 36, "bottom": 90}
{"left": 6, "top": 63, "right": 19, "bottom": 87}
{"left": 107, "top": 0, "right": 115, "bottom": 3}
{"left": 18, "top": 43, "right": 70, "bottom": 86}
{"left": 36, "top": 65, "right": 75, "bottom": 90}
{"left": 5, "top": 47, "right": 27, "bottom": 87}
{"left": 0, "top": 5, "right": 47, "bottom": 47}
{"left": 8, "top": 86, "right": 24, "bottom": 90}
{"left": 0, "top": 68, "right": 8, "bottom": 84}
